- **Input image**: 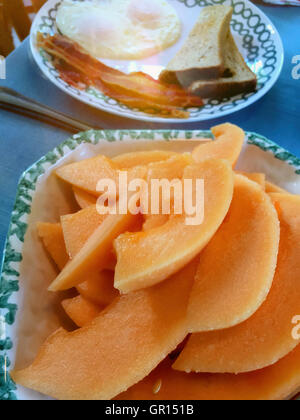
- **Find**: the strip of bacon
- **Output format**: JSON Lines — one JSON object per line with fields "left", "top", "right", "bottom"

{"left": 40, "top": 34, "right": 203, "bottom": 106}
{"left": 93, "top": 80, "right": 190, "bottom": 119}
{"left": 55, "top": 60, "right": 190, "bottom": 119}
{"left": 37, "top": 33, "right": 203, "bottom": 117}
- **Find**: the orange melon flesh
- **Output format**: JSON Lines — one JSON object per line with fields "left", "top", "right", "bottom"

{"left": 62, "top": 295, "right": 102, "bottom": 328}
{"left": 112, "top": 150, "right": 178, "bottom": 168}
{"left": 61, "top": 206, "right": 117, "bottom": 271}
{"left": 114, "top": 159, "right": 234, "bottom": 293}
{"left": 11, "top": 260, "right": 198, "bottom": 400}
{"left": 266, "top": 181, "right": 288, "bottom": 194}
{"left": 192, "top": 123, "right": 245, "bottom": 167}
{"left": 236, "top": 171, "right": 266, "bottom": 189}
{"left": 142, "top": 154, "right": 193, "bottom": 229}
{"left": 56, "top": 155, "right": 118, "bottom": 196}
{"left": 62, "top": 206, "right": 142, "bottom": 254}
{"left": 56, "top": 156, "right": 146, "bottom": 196}
{"left": 174, "top": 193, "right": 300, "bottom": 374}
{"left": 117, "top": 344, "right": 300, "bottom": 400}
{"left": 48, "top": 211, "right": 140, "bottom": 292}
{"left": 145, "top": 154, "right": 193, "bottom": 209}
{"left": 61, "top": 206, "right": 107, "bottom": 258}
{"left": 37, "top": 223, "right": 68, "bottom": 270}
{"left": 187, "top": 174, "right": 279, "bottom": 333}
{"left": 37, "top": 221, "right": 118, "bottom": 306}
{"left": 41, "top": 210, "right": 118, "bottom": 302}
{"left": 73, "top": 187, "right": 97, "bottom": 209}
{"left": 77, "top": 270, "right": 119, "bottom": 307}
{"left": 143, "top": 214, "right": 169, "bottom": 231}
{"left": 146, "top": 153, "right": 193, "bottom": 182}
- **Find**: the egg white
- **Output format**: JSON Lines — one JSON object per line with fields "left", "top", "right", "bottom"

{"left": 56, "top": 0, "right": 181, "bottom": 60}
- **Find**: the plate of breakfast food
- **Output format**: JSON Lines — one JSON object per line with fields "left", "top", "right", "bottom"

{"left": 1, "top": 123, "right": 300, "bottom": 400}
{"left": 30, "top": 0, "right": 284, "bottom": 123}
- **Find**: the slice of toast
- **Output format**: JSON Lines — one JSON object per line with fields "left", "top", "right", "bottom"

{"left": 189, "top": 33, "right": 257, "bottom": 98}
{"left": 159, "top": 5, "right": 233, "bottom": 87}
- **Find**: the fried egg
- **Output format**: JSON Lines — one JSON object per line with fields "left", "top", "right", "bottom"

{"left": 56, "top": 0, "right": 181, "bottom": 60}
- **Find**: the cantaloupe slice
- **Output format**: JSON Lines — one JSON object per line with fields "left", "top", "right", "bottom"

{"left": 117, "top": 344, "right": 300, "bottom": 400}
{"left": 61, "top": 206, "right": 117, "bottom": 270}
{"left": 146, "top": 153, "right": 193, "bottom": 182}
{"left": 49, "top": 211, "right": 141, "bottom": 292}
{"left": 192, "top": 123, "right": 245, "bottom": 166}
{"left": 114, "top": 159, "right": 234, "bottom": 293}
{"left": 11, "top": 259, "right": 198, "bottom": 400}
{"left": 62, "top": 295, "right": 102, "bottom": 328}
{"left": 61, "top": 205, "right": 143, "bottom": 266}
{"left": 56, "top": 155, "right": 117, "bottom": 196}
{"left": 61, "top": 206, "right": 107, "bottom": 258}
{"left": 236, "top": 171, "right": 266, "bottom": 189}
{"left": 174, "top": 193, "right": 300, "bottom": 374}
{"left": 73, "top": 187, "right": 97, "bottom": 209}
{"left": 77, "top": 270, "right": 118, "bottom": 307}
{"left": 266, "top": 181, "right": 288, "bottom": 194}
{"left": 143, "top": 215, "right": 169, "bottom": 231}
{"left": 142, "top": 153, "right": 194, "bottom": 221}
{"left": 37, "top": 222, "right": 68, "bottom": 270}
{"left": 38, "top": 222, "right": 117, "bottom": 305}
{"left": 141, "top": 154, "right": 193, "bottom": 232}
{"left": 186, "top": 174, "right": 279, "bottom": 333}
{"left": 112, "top": 150, "right": 178, "bottom": 168}
{"left": 56, "top": 156, "right": 146, "bottom": 196}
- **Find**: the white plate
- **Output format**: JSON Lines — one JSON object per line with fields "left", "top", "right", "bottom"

{"left": 30, "top": 0, "right": 284, "bottom": 123}
{"left": 1, "top": 129, "right": 300, "bottom": 400}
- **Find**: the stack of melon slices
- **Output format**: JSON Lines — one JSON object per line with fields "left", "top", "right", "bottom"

{"left": 11, "top": 123, "right": 300, "bottom": 400}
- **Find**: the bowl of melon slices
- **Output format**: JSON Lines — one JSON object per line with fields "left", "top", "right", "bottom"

{"left": 1, "top": 123, "right": 300, "bottom": 400}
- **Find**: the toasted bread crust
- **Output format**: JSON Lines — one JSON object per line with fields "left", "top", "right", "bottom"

{"left": 159, "top": 5, "right": 233, "bottom": 87}
{"left": 190, "top": 78, "right": 257, "bottom": 98}
{"left": 189, "top": 33, "right": 257, "bottom": 98}
{"left": 160, "top": 66, "right": 222, "bottom": 85}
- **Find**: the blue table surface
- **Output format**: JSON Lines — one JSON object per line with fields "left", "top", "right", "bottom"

{"left": 0, "top": 2, "right": 299, "bottom": 257}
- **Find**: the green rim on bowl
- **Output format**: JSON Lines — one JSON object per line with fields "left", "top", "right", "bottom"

{"left": 1, "top": 129, "right": 300, "bottom": 400}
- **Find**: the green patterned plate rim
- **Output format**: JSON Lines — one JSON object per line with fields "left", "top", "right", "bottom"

{"left": 30, "top": 0, "right": 284, "bottom": 123}
{"left": 1, "top": 129, "right": 299, "bottom": 400}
